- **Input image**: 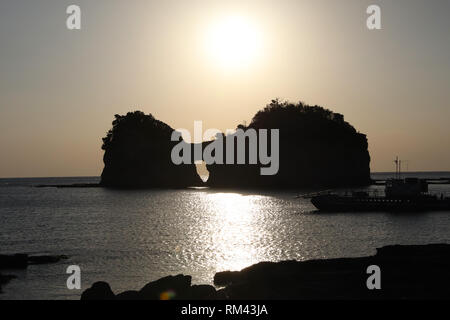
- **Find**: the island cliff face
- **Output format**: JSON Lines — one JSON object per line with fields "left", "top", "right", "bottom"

{"left": 206, "top": 100, "right": 371, "bottom": 188}
{"left": 100, "top": 111, "right": 202, "bottom": 188}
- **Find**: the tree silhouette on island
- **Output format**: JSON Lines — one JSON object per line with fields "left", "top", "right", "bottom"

{"left": 100, "top": 100, "right": 370, "bottom": 188}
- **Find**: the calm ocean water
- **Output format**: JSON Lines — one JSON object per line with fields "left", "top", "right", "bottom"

{"left": 1, "top": 172, "right": 450, "bottom": 300}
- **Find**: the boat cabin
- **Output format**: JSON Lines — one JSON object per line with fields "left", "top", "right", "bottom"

{"left": 385, "top": 178, "right": 428, "bottom": 198}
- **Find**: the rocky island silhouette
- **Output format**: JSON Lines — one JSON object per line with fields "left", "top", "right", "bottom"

{"left": 207, "top": 99, "right": 370, "bottom": 188}
{"left": 100, "top": 111, "right": 202, "bottom": 188}
{"left": 100, "top": 99, "right": 371, "bottom": 189}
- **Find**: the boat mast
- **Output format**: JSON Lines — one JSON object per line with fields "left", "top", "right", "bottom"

{"left": 394, "top": 156, "right": 399, "bottom": 179}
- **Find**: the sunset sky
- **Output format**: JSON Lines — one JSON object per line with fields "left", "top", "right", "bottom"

{"left": 1, "top": 0, "right": 450, "bottom": 177}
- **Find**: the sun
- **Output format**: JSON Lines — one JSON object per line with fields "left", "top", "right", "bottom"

{"left": 205, "top": 15, "right": 263, "bottom": 70}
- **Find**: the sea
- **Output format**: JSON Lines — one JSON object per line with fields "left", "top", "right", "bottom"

{"left": 1, "top": 172, "right": 450, "bottom": 300}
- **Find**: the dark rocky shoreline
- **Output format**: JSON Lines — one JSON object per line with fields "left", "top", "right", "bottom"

{"left": 81, "top": 244, "right": 450, "bottom": 300}
{"left": 0, "top": 254, "right": 68, "bottom": 294}
{"left": 0, "top": 254, "right": 68, "bottom": 269}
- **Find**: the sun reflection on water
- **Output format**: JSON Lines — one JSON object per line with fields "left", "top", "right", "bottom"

{"left": 201, "top": 192, "right": 264, "bottom": 272}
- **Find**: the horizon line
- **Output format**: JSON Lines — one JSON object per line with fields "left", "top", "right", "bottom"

{"left": 2, "top": 171, "right": 450, "bottom": 180}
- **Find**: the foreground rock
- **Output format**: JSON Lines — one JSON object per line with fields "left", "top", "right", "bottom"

{"left": 214, "top": 244, "right": 450, "bottom": 299}
{"left": 82, "top": 244, "right": 450, "bottom": 300}
{"left": 80, "top": 281, "right": 116, "bottom": 300}
{"left": 81, "top": 275, "right": 219, "bottom": 300}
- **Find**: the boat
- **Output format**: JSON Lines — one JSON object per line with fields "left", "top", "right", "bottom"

{"left": 310, "top": 158, "right": 450, "bottom": 212}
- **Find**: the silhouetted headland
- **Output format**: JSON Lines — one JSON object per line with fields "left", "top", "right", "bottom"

{"left": 99, "top": 100, "right": 371, "bottom": 189}
{"left": 81, "top": 244, "right": 450, "bottom": 300}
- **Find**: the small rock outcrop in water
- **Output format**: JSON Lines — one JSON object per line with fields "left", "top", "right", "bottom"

{"left": 0, "top": 253, "right": 67, "bottom": 294}
{"left": 0, "top": 254, "right": 28, "bottom": 269}
{"left": 0, "top": 254, "right": 68, "bottom": 269}
{"left": 206, "top": 100, "right": 371, "bottom": 188}
{"left": 81, "top": 244, "right": 450, "bottom": 300}
{"left": 100, "top": 111, "right": 202, "bottom": 188}
{"left": 0, "top": 273, "right": 16, "bottom": 294}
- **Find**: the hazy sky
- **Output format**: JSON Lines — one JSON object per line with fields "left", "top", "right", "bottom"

{"left": 1, "top": 0, "right": 450, "bottom": 177}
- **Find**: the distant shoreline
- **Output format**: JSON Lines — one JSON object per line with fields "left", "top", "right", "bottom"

{"left": 1, "top": 172, "right": 450, "bottom": 189}
{"left": 2, "top": 171, "right": 450, "bottom": 180}
{"left": 29, "top": 171, "right": 450, "bottom": 189}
